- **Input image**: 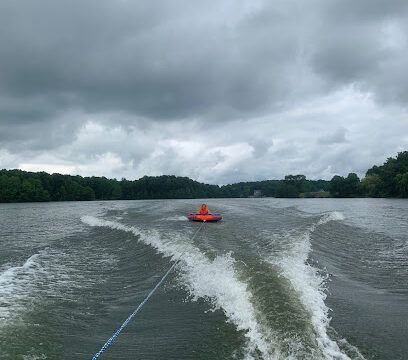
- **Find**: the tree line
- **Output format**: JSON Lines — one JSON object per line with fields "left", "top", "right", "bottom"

{"left": 0, "top": 169, "right": 332, "bottom": 202}
{"left": 0, "top": 151, "right": 407, "bottom": 202}
{"left": 330, "top": 151, "right": 408, "bottom": 197}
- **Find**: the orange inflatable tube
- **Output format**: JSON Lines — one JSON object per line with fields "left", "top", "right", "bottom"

{"left": 187, "top": 213, "right": 222, "bottom": 222}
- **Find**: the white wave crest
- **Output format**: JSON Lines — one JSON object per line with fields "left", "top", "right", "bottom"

{"left": 0, "top": 244, "right": 101, "bottom": 327}
{"left": 305, "top": 211, "right": 345, "bottom": 233}
{"left": 267, "top": 211, "right": 359, "bottom": 360}
{"left": 81, "top": 215, "right": 281, "bottom": 359}
{"left": 318, "top": 211, "right": 345, "bottom": 225}
{"left": 0, "top": 253, "right": 46, "bottom": 323}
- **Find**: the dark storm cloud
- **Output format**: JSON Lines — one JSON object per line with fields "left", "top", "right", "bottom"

{"left": 311, "top": 0, "right": 408, "bottom": 103}
{"left": 326, "top": 0, "right": 408, "bottom": 20}
{"left": 0, "top": 0, "right": 283, "bottom": 121}
{"left": 2, "top": 0, "right": 407, "bottom": 123}
{"left": 1, "top": 0, "right": 407, "bottom": 182}
{"left": 0, "top": 0, "right": 328, "bottom": 127}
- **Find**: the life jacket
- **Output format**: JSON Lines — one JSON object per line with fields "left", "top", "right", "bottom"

{"left": 199, "top": 204, "right": 209, "bottom": 214}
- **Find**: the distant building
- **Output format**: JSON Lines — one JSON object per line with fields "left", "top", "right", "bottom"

{"left": 253, "top": 189, "right": 262, "bottom": 198}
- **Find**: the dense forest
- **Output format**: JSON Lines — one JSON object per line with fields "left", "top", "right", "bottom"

{"left": 330, "top": 151, "right": 408, "bottom": 198}
{"left": 0, "top": 151, "right": 407, "bottom": 202}
{"left": 0, "top": 170, "right": 330, "bottom": 202}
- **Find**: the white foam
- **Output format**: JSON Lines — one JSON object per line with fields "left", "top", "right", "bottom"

{"left": 318, "top": 211, "right": 345, "bottom": 225}
{"left": 0, "top": 244, "right": 105, "bottom": 326}
{"left": 163, "top": 215, "right": 188, "bottom": 221}
{"left": 22, "top": 354, "right": 47, "bottom": 360}
{"left": 180, "top": 251, "right": 283, "bottom": 359}
{"left": 268, "top": 211, "right": 360, "bottom": 360}
{"left": 0, "top": 253, "right": 46, "bottom": 323}
{"left": 81, "top": 213, "right": 361, "bottom": 360}
{"left": 81, "top": 215, "right": 282, "bottom": 359}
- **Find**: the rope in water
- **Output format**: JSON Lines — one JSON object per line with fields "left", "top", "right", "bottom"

{"left": 92, "top": 222, "right": 205, "bottom": 359}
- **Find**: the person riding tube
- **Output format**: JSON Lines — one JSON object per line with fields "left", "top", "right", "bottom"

{"left": 199, "top": 204, "right": 209, "bottom": 214}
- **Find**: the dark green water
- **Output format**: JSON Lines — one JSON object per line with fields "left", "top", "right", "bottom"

{"left": 0, "top": 199, "right": 407, "bottom": 359}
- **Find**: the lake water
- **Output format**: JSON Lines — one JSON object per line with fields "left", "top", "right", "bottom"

{"left": 0, "top": 198, "right": 407, "bottom": 359}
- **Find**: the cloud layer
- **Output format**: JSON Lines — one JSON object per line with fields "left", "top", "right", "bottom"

{"left": 1, "top": 0, "right": 407, "bottom": 183}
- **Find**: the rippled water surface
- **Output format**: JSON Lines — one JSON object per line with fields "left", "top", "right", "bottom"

{"left": 0, "top": 199, "right": 407, "bottom": 359}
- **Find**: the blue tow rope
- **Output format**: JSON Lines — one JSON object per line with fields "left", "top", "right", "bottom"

{"left": 92, "top": 222, "right": 204, "bottom": 359}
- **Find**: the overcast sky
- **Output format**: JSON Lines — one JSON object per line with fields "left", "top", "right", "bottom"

{"left": 1, "top": 0, "right": 407, "bottom": 184}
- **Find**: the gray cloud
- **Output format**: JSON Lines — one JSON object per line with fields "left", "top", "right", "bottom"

{"left": 310, "top": 1, "right": 408, "bottom": 103}
{"left": 1, "top": 0, "right": 408, "bottom": 183}
{"left": 318, "top": 127, "right": 348, "bottom": 145}
{"left": 0, "top": 1, "right": 326, "bottom": 124}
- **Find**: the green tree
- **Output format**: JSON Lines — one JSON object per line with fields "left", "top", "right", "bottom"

{"left": 330, "top": 175, "right": 345, "bottom": 197}
{"left": 330, "top": 173, "right": 360, "bottom": 197}
{"left": 276, "top": 182, "right": 299, "bottom": 198}
{"left": 345, "top": 173, "right": 360, "bottom": 196}
{"left": 0, "top": 175, "right": 20, "bottom": 202}
{"left": 111, "top": 182, "right": 122, "bottom": 200}
{"left": 360, "top": 174, "right": 382, "bottom": 197}
{"left": 396, "top": 172, "right": 408, "bottom": 197}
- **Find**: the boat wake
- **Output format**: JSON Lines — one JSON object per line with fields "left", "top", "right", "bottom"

{"left": 82, "top": 215, "right": 280, "bottom": 359}
{"left": 81, "top": 211, "right": 362, "bottom": 360}
{"left": 267, "top": 211, "right": 359, "bottom": 360}
{"left": 0, "top": 253, "right": 45, "bottom": 324}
